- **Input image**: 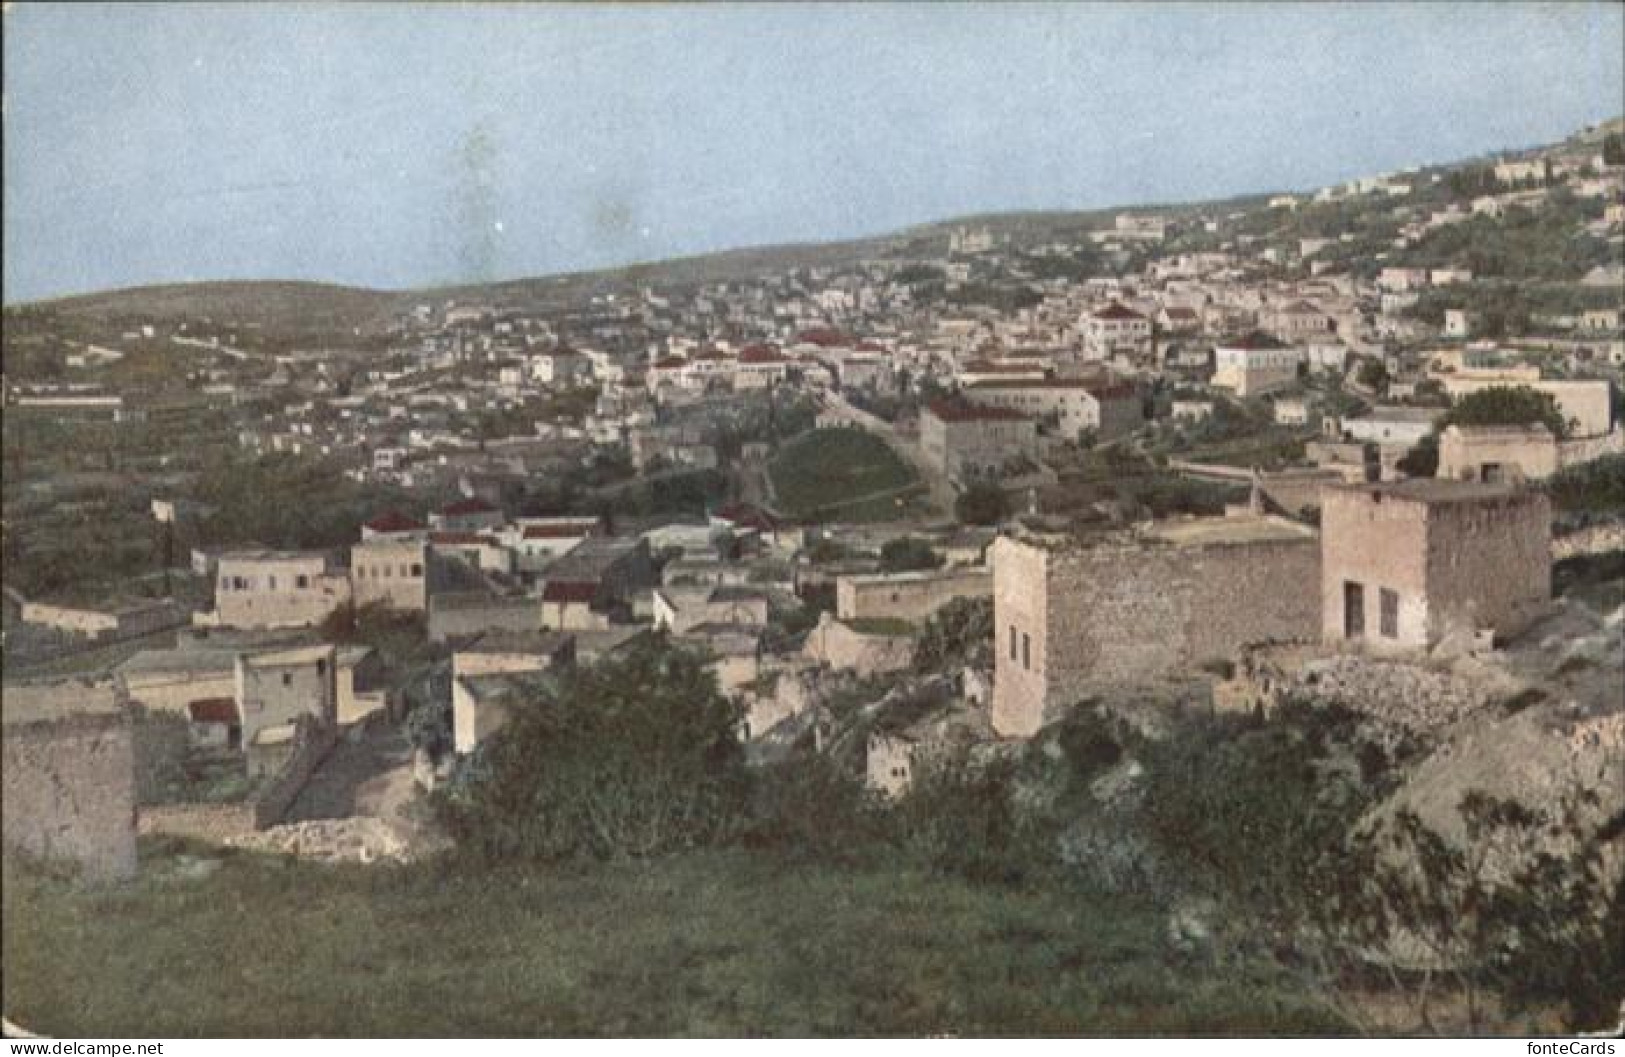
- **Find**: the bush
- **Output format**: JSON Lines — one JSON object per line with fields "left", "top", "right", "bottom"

{"left": 912, "top": 595, "right": 994, "bottom": 673}
{"left": 437, "top": 636, "right": 748, "bottom": 862}
{"left": 955, "top": 482, "right": 1009, "bottom": 525}
{"left": 878, "top": 536, "right": 942, "bottom": 573}
{"left": 1446, "top": 385, "right": 1570, "bottom": 439}
{"left": 742, "top": 753, "right": 890, "bottom": 864}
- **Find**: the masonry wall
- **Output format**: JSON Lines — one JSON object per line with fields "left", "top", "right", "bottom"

{"left": 216, "top": 556, "right": 350, "bottom": 629}
{"left": 1437, "top": 427, "right": 1558, "bottom": 482}
{"left": 836, "top": 566, "right": 992, "bottom": 623}
{"left": 1423, "top": 491, "right": 1550, "bottom": 644}
{"left": 123, "top": 669, "right": 236, "bottom": 716}
{"left": 1321, "top": 491, "right": 1432, "bottom": 649}
{"left": 428, "top": 595, "right": 543, "bottom": 643}
{"left": 993, "top": 533, "right": 1322, "bottom": 738}
{"left": 350, "top": 540, "right": 428, "bottom": 612}
{"left": 3, "top": 715, "right": 138, "bottom": 880}
{"left": 800, "top": 613, "right": 914, "bottom": 677}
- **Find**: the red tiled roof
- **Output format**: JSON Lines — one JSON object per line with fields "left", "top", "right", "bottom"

{"left": 188, "top": 698, "right": 238, "bottom": 724}
{"left": 739, "top": 344, "right": 789, "bottom": 364}
{"left": 926, "top": 399, "right": 1031, "bottom": 423}
{"left": 1093, "top": 301, "right": 1147, "bottom": 321}
{"left": 364, "top": 510, "right": 424, "bottom": 533}
{"left": 652, "top": 356, "right": 687, "bottom": 369}
{"left": 542, "top": 581, "right": 598, "bottom": 604}
{"left": 795, "top": 328, "right": 852, "bottom": 348}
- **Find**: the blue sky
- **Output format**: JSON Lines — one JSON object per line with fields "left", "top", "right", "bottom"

{"left": 4, "top": 2, "right": 1622, "bottom": 303}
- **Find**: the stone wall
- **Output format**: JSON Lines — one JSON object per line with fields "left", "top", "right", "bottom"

{"left": 137, "top": 716, "right": 337, "bottom": 840}
{"left": 800, "top": 612, "right": 914, "bottom": 677}
{"left": 138, "top": 802, "right": 257, "bottom": 842}
{"left": 992, "top": 528, "right": 1322, "bottom": 738}
{"left": 835, "top": 566, "right": 991, "bottom": 623}
{"left": 3, "top": 713, "right": 138, "bottom": 881}
{"left": 428, "top": 594, "right": 543, "bottom": 643}
{"left": 1424, "top": 490, "right": 1550, "bottom": 644}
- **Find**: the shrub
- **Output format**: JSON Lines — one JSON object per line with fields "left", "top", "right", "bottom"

{"left": 437, "top": 636, "right": 748, "bottom": 862}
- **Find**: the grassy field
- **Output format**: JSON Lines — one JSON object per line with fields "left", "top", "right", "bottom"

{"left": 769, "top": 429, "right": 921, "bottom": 523}
{"left": 3, "top": 840, "right": 1347, "bottom": 1037}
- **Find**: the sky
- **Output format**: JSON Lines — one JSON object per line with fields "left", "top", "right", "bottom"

{"left": 4, "top": 2, "right": 1623, "bottom": 303}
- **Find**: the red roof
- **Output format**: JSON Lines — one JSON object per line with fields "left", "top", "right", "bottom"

{"left": 542, "top": 581, "right": 598, "bottom": 604}
{"left": 739, "top": 344, "right": 789, "bottom": 364}
{"left": 854, "top": 341, "right": 887, "bottom": 353}
{"left": 441, "top": 498, "right": 497, "bottom": 517}
{"left": 188, "top": 698, "right": 238, "bottom": 724}
{"left": 926, "top": 399, "right": 1031, "bottom": 424}
{"left": 795, "top": 328, "right": 852, "bottom": 348}
{"left": 1093, "top": 301, "right": 1147, "bottom": 321}
{"left": 652, "top": 356, "right": 687, "bottom": 369}
{"left": 364, "top": 510, "right": 424, "bottom": 533}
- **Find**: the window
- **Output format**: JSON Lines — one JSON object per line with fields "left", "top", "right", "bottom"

{"left": 399, "top": 564, "right": 409, "bottom": 577}
{"left": 268, "top": 576, "right": 277, "bottom": 590}
{"left": 1379, "top": 588, "right": 1399, "bottom": 638}
{"left": 281, "top": 673, "right": 293, "bottom": 687}
{"left": 296, "top": 575, "right": 309, "bottom": 589}
{"left": 1022, "top": 633, "right": 1031, "bottom": 670}
{"left": 1009, "top": 625, "right": 1017, "bottom": 661}
{"left": 316, "top": 659, "right": 326, "bottom": 676}
{"left": 410, "top": 563, "right": 423, "bottom": 578}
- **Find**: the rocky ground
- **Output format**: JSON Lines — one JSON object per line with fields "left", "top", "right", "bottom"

{"left": 230, "top": 717, "right": 449, "bottom": 865}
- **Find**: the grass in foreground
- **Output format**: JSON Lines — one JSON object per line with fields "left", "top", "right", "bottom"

{"left": 3, "top": 840, "right": 1347, "bottom": 1037}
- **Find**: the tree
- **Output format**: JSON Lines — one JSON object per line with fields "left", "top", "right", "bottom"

{"left": 1397, "top": 432, "right": 1440, "bottom": 478}
{"left": 1445, "top": 385, "right": 1569, "bottom": 439}
{"left": 1603, "top": 131, "right": 1624, "bottom": 167}
{"left": 912, "top": 596, "right": 993, "bottom": 673}
{"left": 437, "top": 636, "right": 748, "bottom": 862}
{"left": 955, "top": 481, "right": 1009, "bottom": 526}
{"left": 1356, "top": 358, "right": 1390, "bottom": 391}
{"left": 878, "top": 536, "right": 941, "bottom": 573}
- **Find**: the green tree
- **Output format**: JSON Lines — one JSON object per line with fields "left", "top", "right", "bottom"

{"left": 1445, "top": 385, "right": 1569, "bottom": 438}
{"left": 1356, "top": 358, "right": 1390, "bottom": 391}
{"left": 912, "top": 596, "right": 994, "bottom": 673}
{"left": 955, "top": 481, "right": 1010, "bottom": 525}
{"left": 438, "top": 636, "right": 748, "bottom": 862}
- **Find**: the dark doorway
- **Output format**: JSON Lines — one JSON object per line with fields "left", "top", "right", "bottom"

{"left": 1344, "top": 581, "right": 1365, "bottom": 638}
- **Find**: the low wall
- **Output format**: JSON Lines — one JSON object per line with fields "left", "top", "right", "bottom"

{"left": 1553, "top": 521, "right": 1625, "bottom": 561}
{"left": 138, "top": 718, "right": 339, "bottom": 842}
{"left": 801, "top": 613, "right": 913, "bottom": 676}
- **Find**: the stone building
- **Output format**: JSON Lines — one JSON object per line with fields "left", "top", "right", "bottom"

{"left": 961, "top": 378, "right": 1142, "bottom": 441}
{"left": 350, "top": 539, "right": 429, "bottom": 612}
{"left": 2, "top": 678, "right": 138, "bottom": 881}
{"left": 919, "top": 399, "right": 1038, "bottom": 483}
{"left": 234, "top": 644, "right": 337, "bottom": 773}
{"left": 451, "top": 631, "right": 575, "bottom": 754}
{"left": 1211, "top": 331, "right": 1302, "bottom": 397}
{"left": 991, "top": 515, "right": 1322, "bottom": 738}
{"left": 211, "top": 550, "right": 351, "bottom": 630}
{"left": 1437, "top": 424, "right": 1559, "bottom": 483}
{"left": 1320, "top": 480, "right": 1549, "bottom": 652}
{"left": 835, "top": 565, "right": 992, "bottom": 624}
